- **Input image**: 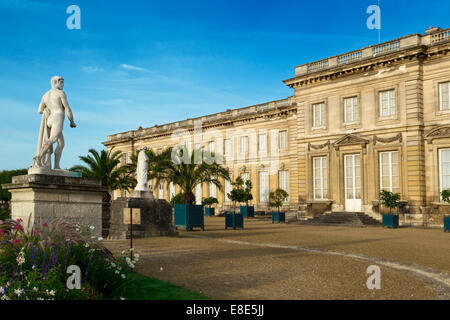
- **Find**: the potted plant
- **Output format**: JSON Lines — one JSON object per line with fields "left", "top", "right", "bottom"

{"left": 158, "top": 146, "right": 229, "bottom": 232}
{"left": 440, "top": 189, "right": 450, "bottom": 232}
{"left": 380, "top": 189, "right": 401, "bottom": 229}
{"left": 270, "top": 188, "right": 289, "bottom": 223}
{"left": 225, "top": 179, "right": 244, "bottom": 230}
{"left": 203, "top": 197, "right": 218, "bottom": 216}
{"left": 234, "top": 177, "right": 254, "bottom": 218}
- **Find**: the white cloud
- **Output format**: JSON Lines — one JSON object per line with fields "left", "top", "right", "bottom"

{"left": 81, "top": 66, "right": 104, "bottom": 74}
{"left": 120, "top": 64, "right": 150, "bottom": 72}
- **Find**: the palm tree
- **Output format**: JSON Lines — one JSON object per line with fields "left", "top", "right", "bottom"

{"left": 155, "top": 146, "right": 230, "bottom": 204}
{"left": 71, "top": 148, "right": 134, "bottom": 202}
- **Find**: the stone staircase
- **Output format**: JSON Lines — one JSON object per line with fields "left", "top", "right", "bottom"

{"left": 300, "top": 212, "right": 381, "bottom": 226}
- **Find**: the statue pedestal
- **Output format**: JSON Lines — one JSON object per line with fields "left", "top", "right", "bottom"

{"left": 108, "top": 194, "right": 175, "bottom": 240}
{"left": 2, "top": 173, "right": 107, "bottom": 237}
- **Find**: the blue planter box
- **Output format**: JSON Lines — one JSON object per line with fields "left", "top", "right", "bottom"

{"left": 240, "top": 205, "right": 254, "bottom": 218}
{"left": 204, "top": 207, "right": 215, "bottom": 216}
{"left": 272, "top": 211, "right": 286, "bottom": 223}
{"left": 174, "top": 204, "right": 204, "bottom": 231}
{"left": 382, "top": 214, "right": 399, "bottom": 229}
{"left": 225, "top": 213, "right": 244, "bottom": 230}
{"left": 444, "top": 216, "right": 450, "bottom": 233}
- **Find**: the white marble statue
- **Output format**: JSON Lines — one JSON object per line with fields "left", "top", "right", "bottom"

{"left": 135, "top": 146, "right": 150, "bottom": 191}
{"left": 32, "top": 76, "right": 76, "bottom": 170}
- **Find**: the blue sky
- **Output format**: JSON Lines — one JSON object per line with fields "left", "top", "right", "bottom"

{"left": 0, "top": 0, "right": 449, "bottom": 170}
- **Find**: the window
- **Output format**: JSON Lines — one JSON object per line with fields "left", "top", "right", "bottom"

{"left": 379, "top": 89, "right": 396, "bottom": 117}
{"left": 279, "top": 130, "right": 287, "bottom": 149}
{"left": 208, "top": 141, "right": 216, "bottom": 153}
{"left": 195, "top": 183, "right": 202, "bottom": 205}
{"left": 209, "top": 178, "right": 217, "bottom": 198}
{"left": 225, "top": 174, "right": 233, "bottom": 202}
{"left": 379, "top": 151, "right": 400, "bottom": 194}
{"left": 158, "top": 181, "right": 164, "bottom": 199}
{"left": 241, "top": 172, "right": 250, "bottom": 184}
{"left": 194, "top": 143, "right": 201, "bottom": 151}
{"left": 344, "top": 96, "right": 359, "bottom": 123}
{"left": 224, "top": 139, "right": 232, "bottom": 156}
{"left": 240, "top": 136, "right": 249, "bottom": 154}
{"left": 313, "top": 157, "right": 328, "bottom": 200}
{"left": 312, "top": 102, "right": 325, "bottom": 128}
{"left": 279, "top": 170, "right": 289, "bottom": 202}
{"left": 259, "top": 133, "right": 267, "bottom": 153}
{"left": 439, "top": 82, "right": 450, "bottom": 111}
{"left": 439, "top": 149, "right": 450, "bottom": 196}
{"left": 169, "top": 182, "right": 175, "bottom": 201}
{"left": 259, "top": 171, "right": 269, "bottom": 202}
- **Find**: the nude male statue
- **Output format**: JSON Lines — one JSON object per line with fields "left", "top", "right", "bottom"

{"left": 33, "top": 76, "right": 76, "bottom": 170}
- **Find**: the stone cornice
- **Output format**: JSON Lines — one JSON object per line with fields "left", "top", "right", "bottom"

{"left": 283, "top": 47, "right": 430, "bottom": 89}
{"left": 103, "top": 100, "right": 297, "bottom": 146}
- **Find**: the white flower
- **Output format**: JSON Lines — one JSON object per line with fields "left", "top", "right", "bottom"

{"left": 125, "top": 257, "right": 131, "bottom": 263}
{"left": 115, "top": 270, "right": 120, "bottom": 274}
{"left": 121, "top": 274, "right": 126, "bottom": 279}
{"left": 45, "top": 289, "right": 55, "bottom": 296}
{"left": 120, "top": 297, "right": 125, "bottom": 300}
{"left": 129, "top": 248, "right": 134, "bottom": 252}
{"left": 0, "top": 287, "right": 4, "bottom": 294}
{"left": 89, "top": 226, "right": 95, "bottom": 230}
{"left": 16, "top": 249, "right": 25, "bottom": 266}
{"left": 98, "top": 237, "right": 103, "bottom": 241}
{"left": 1, "top": 295, "right": 10, "bottom": 300}
{"left": 32, "top": 287, "right": 38, "bottom": 292}
{"left": 14, "top": 289, "right": 23, "bottom": 296}
{"left": 134, "top": 253, "right": 139, "bottom": 259}
{"left": 111, "top": 262, "right": 116, "bottom": 268}
{"left": 85, "top": 243, "right": 89, "bottom": 248}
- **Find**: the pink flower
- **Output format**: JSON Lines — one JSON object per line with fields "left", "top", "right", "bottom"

{"left": 0, "top": 220, "right": 3, "bottom": 225}
{"left": 13, "top": 224, "right": 23, "bottom": 231}
{"left": 12, "top": 239, "right": 20, "bottom": 244}
{"left": 0, "top": 229, "right": 5, "bottom": 236}
{"left": 34, "top": 230, "right": 40, "bottom": 235}
{"left": 16, "top": 218, "right": 23, "bottom": 224}
{"left": 42, "top": 223, "right": 48, "bottom": 228}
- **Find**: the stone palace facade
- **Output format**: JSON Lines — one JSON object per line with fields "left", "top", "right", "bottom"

{"left": 104, "top": 26, "right": 450, "bottom": 226}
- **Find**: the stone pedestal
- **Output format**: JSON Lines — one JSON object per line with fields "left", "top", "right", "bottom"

{"left": 108, "top": 193, "right": 175, "bottom": 240}
{"left": 2, "top": 174, "right": 107, "bottom": 237}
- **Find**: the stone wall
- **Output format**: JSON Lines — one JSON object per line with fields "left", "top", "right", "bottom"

{"left": 108, "top": 196, "right": 176, "bottom": 240}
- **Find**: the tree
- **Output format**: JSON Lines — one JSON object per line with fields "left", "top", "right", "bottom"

{"left": 155, "top": 146, "right": 230, "bottom": 204}
{"left": 269, "top": 188, "right": 289, "bottom": 212}
{"left": 379, "top": 189, "right": 401, "bottom": 215}
{"left": 227, "top": 176, "right": 253, "bottom": 212}
{"left": 203, "top": 197, "right": 218, "bottom": 208}
{"left": 0, "top": 169, "right": 28, "bottom": 204}
{"left": 71, "top": 148, "right": 133, "bottom": 202}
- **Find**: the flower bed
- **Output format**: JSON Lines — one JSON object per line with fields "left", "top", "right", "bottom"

{"left": 0, "top": 217, "right": 139, "bottom": 300}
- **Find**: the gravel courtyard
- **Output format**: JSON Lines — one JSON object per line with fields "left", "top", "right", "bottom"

{"left": 105, "top": 217, "right": 450, "bottom": 300}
